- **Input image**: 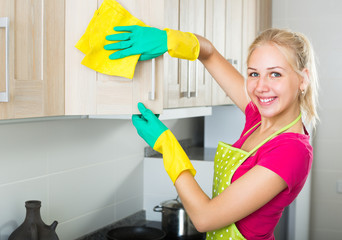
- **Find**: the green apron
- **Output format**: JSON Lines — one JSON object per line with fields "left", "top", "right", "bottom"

{"left": 206, "top": 114, "right": 302, "bottom": 240}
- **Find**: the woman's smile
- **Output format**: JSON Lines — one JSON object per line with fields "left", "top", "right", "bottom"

{"left": 258, "top": 96, "right": 277, "bottom": 104}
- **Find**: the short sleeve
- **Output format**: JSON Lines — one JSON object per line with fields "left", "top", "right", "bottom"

{"left": 257, "top": 136, "right": 313, "bottom": 193}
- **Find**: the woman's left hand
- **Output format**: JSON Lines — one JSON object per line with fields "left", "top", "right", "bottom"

{"left": 104, "top": 25, "right": 168, "bottom": 61}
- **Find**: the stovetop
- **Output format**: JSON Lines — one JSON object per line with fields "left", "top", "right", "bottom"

{"left": 145, "top": 221, "right": 206, "bottom": 240}
{"left": 77, "top": 211, "right": 206, "bottom": 240}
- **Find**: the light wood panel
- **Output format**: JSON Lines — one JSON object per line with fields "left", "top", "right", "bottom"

{"left": 44, "top": 0, "right": 65, "bottom": 116}
{"left": 210, "top": 0, "right": 234, "bottom": 106}
{"left": 65, "top": 0, "right": 97, "bottom": 115}
{"left": 165, "top": 0, "right": 210, "bottom": 108}
{"left": 15, "top": 0, "right": 43, "bottom": 82}
{"left": 0, "top": 0, "right": 12, "bottom": 118}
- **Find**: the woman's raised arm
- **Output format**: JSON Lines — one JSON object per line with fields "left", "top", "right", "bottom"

{"left": 196, "top": 34, "right": 250, "bottom": 112}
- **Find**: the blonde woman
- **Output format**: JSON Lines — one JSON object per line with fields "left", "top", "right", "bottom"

{"left": 105, "top": 27, "right": 318, "bottom": 239}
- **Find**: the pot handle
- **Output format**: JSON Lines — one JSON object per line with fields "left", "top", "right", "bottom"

{"left": 153, "top": 205, "right": 163, "bottom": 212}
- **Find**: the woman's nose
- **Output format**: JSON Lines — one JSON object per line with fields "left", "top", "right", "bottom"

{"left": 255, "top": 75, "right": 270, "bottom": 92}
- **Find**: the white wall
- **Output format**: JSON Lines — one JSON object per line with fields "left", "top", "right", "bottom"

{"left": 204, "top": 105, "right": 245, "bottom": 148}
{"left": 0, "top": 116, "right": 202, "bottom": 240}
{"left": 273, "top": 0, "right": 342, "bottom": 239}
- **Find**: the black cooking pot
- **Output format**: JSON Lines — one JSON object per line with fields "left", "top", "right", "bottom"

{"left": 106, "top": 226, "right": 166, "bottom": 240}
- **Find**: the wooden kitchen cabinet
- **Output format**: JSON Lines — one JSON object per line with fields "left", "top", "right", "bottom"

{"left": 0, "top": 0, "right": 163, "bottom": 120}
{"left": 163, "top": 0, "right": 211, "bottom": 109}
{"left": 66, "top": 0, "right": 164, "bottom": 115}
{"left": 206, "top": 0, "right": 241, "bottom": 106}
{"left": 0, "top": 0, "right": 64, "bottom": 119}
{"left": 0, "top": 0, "right": 271, "bottom": 120}
{"left": 164, "top": 0, "right": 272, "bottom": 108}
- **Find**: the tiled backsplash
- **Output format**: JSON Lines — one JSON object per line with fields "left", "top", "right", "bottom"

{"left": 0, "top": 116, "right": 203, "bottom": 239}
{"left": 0, "top": 118, "right": 145, "bottom": 240}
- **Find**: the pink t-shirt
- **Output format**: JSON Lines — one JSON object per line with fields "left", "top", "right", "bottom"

{"left": 231, "top": 102, "right": 313, "bottom": 240}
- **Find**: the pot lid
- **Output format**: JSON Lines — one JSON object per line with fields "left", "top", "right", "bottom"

{"left": 160, "top": 198, "right": 184, "bottom": 210}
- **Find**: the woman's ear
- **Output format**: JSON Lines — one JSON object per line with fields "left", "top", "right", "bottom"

{"left": 300, "top": 68, "right": 310, "bottom": 92}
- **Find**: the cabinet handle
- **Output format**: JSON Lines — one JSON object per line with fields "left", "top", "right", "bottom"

{"left": 180, "top": 60, "right": 198, "bottom": 98}
{"left": 0, "top": 17, "right": 9, "bottom": 102}
{"left": 149, "top": 58, "right": 156, "bottom": 101}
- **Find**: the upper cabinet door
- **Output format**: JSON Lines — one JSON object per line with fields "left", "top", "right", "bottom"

{"left": 164, "top": 0, "right": 211, "bottom": 109}
{"left": 0, "top": 0, "right": 65, "bottom": 119}
{"left": 65, "top": 0, "right": 164, "bottom": 115}
{"left": 207, "top": 0, "right": 240, "bottom": 106}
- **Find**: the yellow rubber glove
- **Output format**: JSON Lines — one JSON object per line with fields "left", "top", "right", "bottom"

{"left": 164, "top": 28, "right": 200, "bottom": 61}
{"left": 153, "top": 130, "right": 196, "bottom": 184}
{"left": 132, "top": 103, "right": 196, "bottom": 184}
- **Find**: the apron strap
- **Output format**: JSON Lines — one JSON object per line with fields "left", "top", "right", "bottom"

{"left": 248, "top": 113, "right": 302, "bottom": 156}
{"left": 243, "top": 121, "right": 262, "bottom": 137}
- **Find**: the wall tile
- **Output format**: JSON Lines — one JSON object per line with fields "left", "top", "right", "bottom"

{"left": 115, "top": 158, "right": 144, "bottom": 203}
{"left": 56, "top": 204, "right": 115, "bottom": 240}
{"left": 0, "top": 121, "right": 48, "bottom": 185}
{"left": 46, "top": 119, "right": 144, "bottom": 173}
{"left": 143, "top": 158, "right": 175, "bottom": 196}
{"left": 310, "top": 229, "right": 342, "bottom": 240}
{"left": 115, "top": 196, "right": 144, "bottom": 221}
{"left": 312, "top": 139, "right": 341, "bottom": 171}
{"left": 317, "top": 79, "right": 342, "bottom": 112}
{"left": 49, "top": 154, "right": 143, "bottom": 223}
{"left": 315, "top": 107, "right": 342, "bottom": 140}
{"left": 311, "top": 170, "right": 342, "bottom": 202}
{"left": 310, "top": 199, "right": 342, "bottom": 231}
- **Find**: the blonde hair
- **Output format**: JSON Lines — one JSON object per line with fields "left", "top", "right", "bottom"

{"left": 247, "top": 28, "right": 319, "bottom": 128}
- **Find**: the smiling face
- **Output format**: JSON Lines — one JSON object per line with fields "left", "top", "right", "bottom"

{"left": 247, "top": 43, "right": 305, "bottom": 122}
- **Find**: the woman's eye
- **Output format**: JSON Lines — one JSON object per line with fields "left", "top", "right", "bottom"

{"left": 249, "top": 72, "right": 259, "bottom": 77}
{"left": 270, "top": 72, "right": 281, "bottom": 77}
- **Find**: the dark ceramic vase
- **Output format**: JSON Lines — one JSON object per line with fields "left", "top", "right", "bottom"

{"left": 9, "top": 200, "right": 59, "bottom": 240}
